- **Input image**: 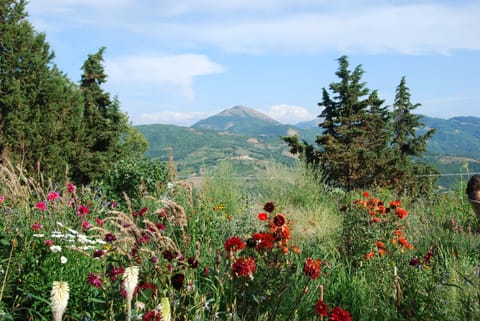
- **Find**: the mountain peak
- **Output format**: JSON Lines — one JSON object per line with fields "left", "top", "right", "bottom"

{"left": 191, "top": 105, "right": 281, "bottom": 134}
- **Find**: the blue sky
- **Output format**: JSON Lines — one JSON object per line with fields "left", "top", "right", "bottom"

{"left": 27, "top": 0, "right": 480, "bottom": 126}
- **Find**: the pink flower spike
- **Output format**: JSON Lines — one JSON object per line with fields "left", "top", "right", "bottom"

{"left": 77, "top": 205, "right": 89, "bottom": 217}
{"left": 35, "top": 201, "right": 46, "bottom": 211}
{"left": 47, "top": 191, "right": 59, "bottom": 201}
{"left": 0, "top": 195, "right": 4, "bottom": 204}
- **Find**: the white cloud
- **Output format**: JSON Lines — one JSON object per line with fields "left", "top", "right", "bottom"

{"left": 105, "top": 54, "right": 224, "bottom": 100}
{"left": 262, "top": 104, "right": 315, "bottom": 124}
{"left": 134, "top": 111, "right": 207, "bottom": 126}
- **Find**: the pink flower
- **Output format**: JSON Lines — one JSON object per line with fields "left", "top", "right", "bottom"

{"left": 0, "top": 195, "right": 4, "bottom": 204}
{"left": 77, "top": 205, "right": 89, "bottom": 216}
{"left": 31, "top": 222, "right": 42, "bottom": 232}
{"left": 47, "top": 191, "right": 59, "bottom": 201}
{"left": 86, "top": 273, "right": 103, "bottom": 288}
{"left": 95, "top": 217, "right": 103, "bottom": 226}
{"left": 45, "top": 239, "right": 53, "bottom": 247}
{"left": 66, "top": 182, "right": 76, "bottom": 194}
{"left": 35, "top": 201, "right": 46, "bottom": 211}
{"left": 82, "top": 221, "right": 91, "bottom": 230}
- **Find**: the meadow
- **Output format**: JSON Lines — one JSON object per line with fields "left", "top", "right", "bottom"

{"left": 0, "top": 160, "right": 478, "bottom": 321}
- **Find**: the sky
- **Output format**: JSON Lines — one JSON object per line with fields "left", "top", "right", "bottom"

{"left": 26, "top": 0, "right": 480, "bottom": 126}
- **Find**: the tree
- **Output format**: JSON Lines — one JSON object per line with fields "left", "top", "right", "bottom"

{"left": 73, "top": 47, "right": 140, "bottom": 184}
{"left": 389, "top": 76, "right": 438, "bottom": 194}
{"left": 0, "top": 0, "right": 84, "bottom": 180}
{"left": 283, "top": 56, "right": 437, "bottom": 195}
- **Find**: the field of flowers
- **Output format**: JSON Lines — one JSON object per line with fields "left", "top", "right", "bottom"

{"left": 0, "top": 161, "right": 479, "bottom": 320}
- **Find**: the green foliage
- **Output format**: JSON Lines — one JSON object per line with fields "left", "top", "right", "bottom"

{"left": 283, "top": 56, "right": 438, "bottom": 196}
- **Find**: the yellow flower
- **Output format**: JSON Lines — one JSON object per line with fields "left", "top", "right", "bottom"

{"left": 160, "top": 297, "right": 171, "bottom": 321}
{"left": 51, "top": 281, "right": 69, "bottom": 321}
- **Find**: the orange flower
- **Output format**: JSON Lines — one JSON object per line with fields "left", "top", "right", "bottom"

{"left": 291, "top": 245, "right": 301, "bottom": 254}
{"left": 371, "top": 217, "right": 381, "bottom": 223}
{"left": 398, "top": 237, "right": 414, "bottom": 250}
{"left": 378, "top": 248, "right": 386, "bottom": 256}
{"left": 375, "top": 241, "right": 386, "bottom": 250}
{"left": 365, "top": 251, "right": 375, "bottom": 260}
{"left": 303, "top": 258, "right": 322, "bottom": 279}
{"left": 389, "top": 200, "right": 401, "bottom": 209}
{"left": 395, "top": 208, "right": 408, "bottom": 219}
{"left": 393, "top": 229, "right": 403, "bottom": 237}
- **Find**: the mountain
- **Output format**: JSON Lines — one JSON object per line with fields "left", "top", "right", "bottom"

{"left": 136, "top": 106, "right": 480, "bottom": 189}
{"left": 192, "top": 105, "right": 282, "bottom": 134}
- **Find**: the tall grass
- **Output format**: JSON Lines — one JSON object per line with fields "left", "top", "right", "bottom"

{"left": 0, "top": 160, "right": 478, "bottom": 320}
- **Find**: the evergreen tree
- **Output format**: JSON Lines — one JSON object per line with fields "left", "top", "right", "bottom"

{"left": 0, "top": 0, "right": 84, "bottom": 180}
{"left": 389, "top": 76, "right": 438, "bottom": 194}
{"left": 314, "top": 56, "right": 390, "bottom": 189}
{"left": 73, "top": 47, "right": 133, "bottom": 184}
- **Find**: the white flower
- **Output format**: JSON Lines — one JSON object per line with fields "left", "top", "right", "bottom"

{"left": 51, "top": 281, "right": 69, "bottom": 321}
{"left": 158, "top": 297, "right": 171, "bottom": 321}
{"left": 123, "top": 266, "right": 139, "bottom": 303}
{"left": 50, "top": 245, "right": 62, "bottom": 253}
{"left": 60, "top": 256, "right": 67, "bottom": 264}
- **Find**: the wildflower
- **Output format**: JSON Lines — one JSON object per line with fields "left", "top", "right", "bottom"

{"left": 395, "top": 207, "right": 408, "bottom": 219}
{"left": 365, "top": 251, "right": 375, "bottom": 260}
{"left": 188, "top": 257, "right": 199, "bottom": 268}
{"left": 95, "top": 217, "right": 103, "bottom": 226}
{"left": 108, "top": 266, "right": 125, "bottom": 281}
{"left": 47, "top": 191, "right": 60, "bottom": 201}
{"left": 105, "top": 233, "right": 116, "bottom": 242}
{"left": 375, "top": 241, "right": 386, "bottom": 250}
{"left": 123, "top": 266, "right": 139, "bottom": 302}
{"left": 315, "top": 299, "right": 329, "bottom": 317}
{"left": 231, "top": 257, "right": 256, "bottom": 278}
{"left": 258, "top": 212, "right": 269, "bottom": 221}
{"left": 362, "top": 191, "right": 370, "bottom": 198}
{"left": 389, "top": 199, "right": 401, "bottom": 208}
{"left": 51, "top": 281, "right": 69, "bottom": 321}
{"left": 171, "top": 273, "right": 185, "bottom": 290}
{"left": 50, "top": 245, "right": 62, "bottom": 253}
{"left": 0, "top": 195, "right": 4, "bottom": 204}
{"left": 45, "top": 239, "right": 54, "bottom": 247}
{"left": 93, "top": 249, "right": 105, "bottom": 258}
{"left": 330, "top": 306, "right": 352, "bottom": 321}
{"left": 303, "top": 258, "right": 321, "bottom": 280}
{"left": 371, "top": 216, "right": 381, "bottom": 223}
{"left": 77, "top": 205, "right": 89, "bottom": 216}
{"left": 143, "top": 310, "right": 162, "bottom": 321}
{"left": 36, "top": 201, "right": 46, "bottom": 211}
{"left": 224, "top": 236, "right": 245, "bottom": 252}
{"left": 86, "top": 273, "right": 103, "bottom": 288}
{"left": 252, "top": 232, "right": 274, "bottom": 250}
{"left": 60, "top": 256, "right": 68, "bottom": 264}
{"left": 66, "top": 182, "right": 76, "bottom": 194}
{"left": 31, "top": 222, "right": 42, "bottom": 232}
{"left": 273, "top": 213, "right": 286, "bottom": 227}
{"left": 291, "top": 245, "right": 301, "bottom": 254}
{"left": 398, "top": 237, "right": 414, "bottom": 250}
{"left": 159, "top": 297, "right": 171, "bottom": 321}
{"left": 409, "top": 257, "right": 420, "bottom": 267}
{"left": 263, "top": 201, "right": 275, "bottom": 213}
{"left": 82, "top": 221, "right": 91, "bottom": 230}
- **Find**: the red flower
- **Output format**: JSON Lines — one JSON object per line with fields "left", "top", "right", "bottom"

{"left": 263, "top": 201, "right": 275, "bottom": 213}
{"left": 330, "top": 306, "right": 352, "bottom": 321}
{"left": 252, "top": 232, "right": 274, "bottom": 250}
{"left": 224, "top": 236, "right": 245, "bottom": 252}
{"left": 31, "top": 222, "right": 42, "bottom": 232}
{"left": 45, "top": 239, "right": 53, "bottom": 247}
{"left": 303, "top": 258, "right": 321, "bottom": 280}
{"left": 66, "top": 182, "right": 76, "bottom": 194}
{"left": 365, "top": 251, "right": 375, "bottom": 260}
{"left": 86, "top": 273, "right": 103, "bottom": 288}
{"left": 389, "top": 199, "right": 401, "bottom": 209}
{"left": 395, "top": 208, "right": 408, "bottom": 219}
{"left": 258, "top": 212, "right": 269, "bottom": 221}
{"left": 171, "top": 273, "right": 185, "bottom": 290}
{"left": 35, "top": 201, "right": 46, "bottom": 211}
{"left": 77, "top": 205, "right": 89, "bottom": 216}
{"left": 362, "top": 191, "right": 370, "bottom": 198}
{"left": 315, "top": 299, "right": 329, "bottom": 317}
{"left": 231, "top": 257, "right": 256, "bottom": 277}
{"left": 47, "top": 191, "right": 59, "bottom": 201}
{"left": 273, "top": 213, "right": 286, "bottom": 227}
{"left": 82, "top": 220, "right": 91, "bottom": 230}
{"left": 142, "top": 310, "right": 162, "bottom": 321}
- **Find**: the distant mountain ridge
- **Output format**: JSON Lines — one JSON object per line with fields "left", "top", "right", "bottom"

{"left": 136, "top": 106, "right": 480, "bottom": 189}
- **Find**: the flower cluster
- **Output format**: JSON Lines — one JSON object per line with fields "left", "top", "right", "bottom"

{"left": 315, "top": 300, "right": 352, "bottom": 321}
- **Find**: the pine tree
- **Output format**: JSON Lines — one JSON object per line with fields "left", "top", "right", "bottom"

{"left": 390, "top": 76, "right": 438, "bottom": 194}
{"left": 315, "top": 56, "right": 390, "bottom": 189}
